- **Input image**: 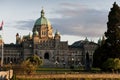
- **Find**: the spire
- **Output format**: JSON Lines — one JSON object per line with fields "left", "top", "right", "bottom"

{"left": 41, "top": 7, "right": 45, "bottom": 17}
{"left": 28, "top": 32, "right": 32, "bottom": 39}
{"left": 101, "top": 35, "right": 105, "bottom": 45}
{"left": 85, "top": 37, "right": 88, "bottom": 42}
{"left": 102, "top": 35, "right": 105, "bottom": 41}
{"left": 16, "top": 33, "right": 19, "bottom": 36}
{"left": 98, "top": 37, "right": 102, "bottom": 46}
{"left": 55, "top": 30, "right": 59, "bottom": 34}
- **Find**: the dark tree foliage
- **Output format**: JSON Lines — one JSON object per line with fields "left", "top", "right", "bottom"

{"left": 102, "top": 58, "right": 120, "bottom": 71}
{"left": 93, "top": 2, "right": 120, "bottom": 69}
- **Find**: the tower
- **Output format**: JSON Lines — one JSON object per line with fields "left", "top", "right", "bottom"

{"left": 16, "top": 33, "right": 21, "bottom": 44}
{"left": 33, "top": 30, "right": 39, "bottom": 43}
{"left": 32, "top": 8, "right": 54, "bottom": 58}
{"left": 54, "top": 30, "right": 60, "bottom": 41}
{"left": 54, "top": 30, "right": 61, "bottom": 48}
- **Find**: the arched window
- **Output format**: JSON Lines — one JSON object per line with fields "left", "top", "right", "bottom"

{"left": 7, "top": 57, "right": 10, "bottom": 64}
{"left": 14, "top": 57, "right": 16, "bottom": 63}
{"left": 44, "top": 52, "right": 49, "bottom": 60}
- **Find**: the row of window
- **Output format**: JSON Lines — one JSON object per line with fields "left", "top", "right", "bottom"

{"left": 4, "top": 50, "right": 21, "bottom": 54}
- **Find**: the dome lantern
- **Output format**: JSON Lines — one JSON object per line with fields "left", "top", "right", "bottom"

{"left": 33, "top": 9, "right": 51, "bottom": 26}
{"left": 41, "top": 8, "right": 45, "bottom": 17}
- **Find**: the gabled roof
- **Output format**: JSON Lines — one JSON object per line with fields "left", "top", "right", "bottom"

{"left": 69, "top": 40, "right": 98, "bottom": 48}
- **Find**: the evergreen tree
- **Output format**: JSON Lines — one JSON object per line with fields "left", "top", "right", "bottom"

{"left": 105, "top": 2, "right": 120, "bottom": 55}
{"left": 93, "top": 2, "right": 120, "bottom": 69}
{"left": 85, "top": 52, "right": 91, "bottom": 71}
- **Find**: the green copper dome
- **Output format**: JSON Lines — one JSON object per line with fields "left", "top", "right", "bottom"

{"left": 34, "top": 9, "right": 51, "bottom": 26}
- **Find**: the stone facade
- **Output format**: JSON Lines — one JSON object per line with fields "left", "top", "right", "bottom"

{"left": 0, "top": 9, "right": 98, "bottom": 68}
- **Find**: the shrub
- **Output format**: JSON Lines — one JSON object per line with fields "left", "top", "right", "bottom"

{"left": 102, "top": 58, "right": 120, "bottom": 72}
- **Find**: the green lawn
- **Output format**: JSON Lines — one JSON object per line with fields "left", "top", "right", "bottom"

{"left": 14, "top": 78, "right": 120, "bottom": 80}
{"left": 36, "top": 67, "right": 101, "bottom": 74}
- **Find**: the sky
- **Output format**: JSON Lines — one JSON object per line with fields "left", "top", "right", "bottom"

{"left": 0, "top": 0, "right": 120, "bottom": 45}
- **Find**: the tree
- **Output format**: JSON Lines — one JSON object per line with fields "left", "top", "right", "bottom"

{"left": 21, "top": 54, "right": 42, "bottom": 74}
{"left": 22, "top": 59, "right": 36, "bottom": 74}
{"left": 93, "top": 2, "right": 120, "bottom": 69}
{"left": 105, "top": 2, "right": 120, "bottom": 55}
{"left": 102, "top": 58, "right": 120, "bottom": 72}
{"left": 114, "top": 58, "right": 120, "bottom": 70}
{"left": 102, "top": 58, "right": 114, "bottom": 71}
{"left": 26, "top": 54, "right": 43, "bottom": 67}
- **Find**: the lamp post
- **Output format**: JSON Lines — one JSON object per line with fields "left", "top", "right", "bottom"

{"left": 78, "top": 62, "right": 83, "bottom": 70}
{"left": 63, "top": 62, "right": 66, "bottom": 68}
{"left": 55, "top": 60, "right": 59, "bottom": 68}
{"left": 72, "top": 58, "right": 74, "bottom": 64}
{"left": 55, "top": 60, "right": 59, "bottom": 74}
{"left": 10, "top": 61, "right": 12, "bottom": 69}
{"left": 71, "top": 58, "right": 74, "bottom": 69}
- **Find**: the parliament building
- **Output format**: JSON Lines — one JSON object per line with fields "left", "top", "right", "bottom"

{"left": 0, "top": 9, "right": 98, "bottom": 68}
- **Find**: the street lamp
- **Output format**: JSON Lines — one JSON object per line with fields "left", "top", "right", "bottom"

{"left": 72, "top": 58, "right": 74, "bottom": 64}
{"left": 79, "top": 62, "right": 82, "bottom": 66}
{"left": 55, "top": 60, "right": 59, "bottom": 68}
{"left": 54, "top": 60, "right": 59, "bottom": 74}
{"left": 10, "top": 61, "right": 12, "bottom": 69}
{"left": 71, "top": 58, "right": 74, "bottom": 69}
{"left": 63, "top": 62, "right": 66, "bottom": 68}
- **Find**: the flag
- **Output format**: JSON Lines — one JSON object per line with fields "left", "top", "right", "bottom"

{"left": 0, "top": 21, "right": 3, "bottom": 30}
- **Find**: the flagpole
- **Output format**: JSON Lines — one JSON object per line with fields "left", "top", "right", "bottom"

{"left": 1, "top": 21, "right": 4, "bottom": 67}
{"left": 1, "top": 29, "right": 3, "bottom": 67}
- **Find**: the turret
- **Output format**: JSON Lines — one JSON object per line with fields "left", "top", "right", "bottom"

{"left": 98, "top": 37, "right": 102, "bottom": 46}
{"left": 54, "top": 30, "right": 60, "bottom": 41}
{"left": 85, "top": 37, "right": 89, "bottom": 42}
{"left": 101, "top": 36, "right": 105, "bottom": 45}
{"left": 54, "top": 30, "right": 61, "bottom": 48}
{"left": 28, "top": 32, "right": 32, "bottom": 39}
{"left": 98, "top": 36, "right": 106, "bottom": 46}
{"left": 33, "top": 30, "right": 39, "bottom": 37}
{"left": 16, "top": 33, "right": 21, "bottom": 44}
{"left": 33, "top": 30, "right": 39, "bottom": 43}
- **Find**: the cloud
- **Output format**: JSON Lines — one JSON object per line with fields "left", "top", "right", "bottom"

{"left": 14, "top": 2, "right": 108, "bottom": 38}
{"left": 15, "top": 20, "right": 35, "bottom": 31}
{"left": 50, "top": 2, "right": 108, "bottom": 38}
